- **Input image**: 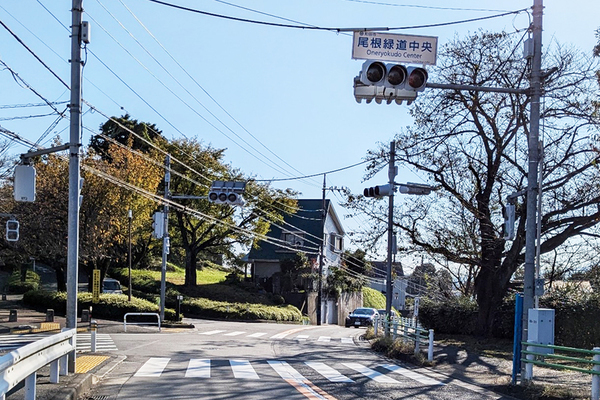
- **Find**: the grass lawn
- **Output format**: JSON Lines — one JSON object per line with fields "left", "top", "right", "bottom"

{"left": 134, "top": 265, "right": 228, "bottom": 286}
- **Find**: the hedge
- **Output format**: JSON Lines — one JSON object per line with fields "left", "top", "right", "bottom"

{"left": 22, "top": 290, "right": 178, "bottom": 321}
{"left": 181, "top": 298, "right": 302, "bottom": 322}
{"left": 418, "top": 292, "right": 600, "bottom": 348}
{"left": 362, "top": 287, "right": 386, "bottom": 309}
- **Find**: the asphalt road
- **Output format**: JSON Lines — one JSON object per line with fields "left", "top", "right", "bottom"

{"left": 81, "top": 319, "right": 510, "bottom": 400}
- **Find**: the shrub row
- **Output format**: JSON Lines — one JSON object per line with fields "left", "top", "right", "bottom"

{"left": 418, "top": 292, "right": 600, "bottom": 348}
{"left": 181, "top": 297, "right": 302, "bottom": 322}
{"left": 23, "top": 290, "right": 177, "bottom": 321}
{"left": 7, "top": 270, "right": 40, "bottom": 294}
{"left": 362, "top": 287, "right": 386, "bottom": 309}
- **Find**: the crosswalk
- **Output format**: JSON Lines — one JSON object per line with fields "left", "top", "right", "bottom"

{"left": 196, "top": 329, "right": 356, "bottom": 344}
{"left": 132, "top": 357, "right": 446, "bottom": 386}
{"left": 0, "top": 332, "right": 118, "bottom": 353}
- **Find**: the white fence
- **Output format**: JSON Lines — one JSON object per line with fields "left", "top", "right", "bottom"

{"left": 374, "top": 315, "right": 434, "bottom": 361}
{"left": 0, "top": 328, "right": 76, "bottom": 400}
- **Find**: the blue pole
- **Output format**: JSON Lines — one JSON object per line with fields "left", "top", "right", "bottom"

{"left": 512, "top": 293, "right": 523, "bottom": 385}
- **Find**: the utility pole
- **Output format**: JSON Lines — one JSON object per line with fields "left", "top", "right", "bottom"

{"left": 316, "top": 174, "right": 326, "bottom": 326}
{"left": 66, "top": 0, "right": 83, "bottom": 373}
{"left": 160, "top": 155, "right": 170, "bottom": 322}
{"left": 523, "top": 0, "right": 544, "bottom": 348}
{"left": 385, "top": 141, "right": 396, "bottom": 328}
{"left": 128, "top": 209, "right": 133, "bottom": 302}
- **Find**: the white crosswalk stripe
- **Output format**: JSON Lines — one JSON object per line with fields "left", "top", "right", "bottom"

{"left": 230, "top": 359, "right": 260, "bottom": 380}
{"left": 305, "top": 361, "right": 353, "bottom": 383}
{"left": 76, "top": 333, "right": 118, "bottom": 352}
{"left": 195, "top": 329, "right": 357, "bottom": 345}
{"left": 134, "top": 357, "right": 170, "bottom": 377}
{"left": 381, "top": 363, "right": 445, "bottom": 386}
{"left": 131, "top": 358, "right": 439, "bottom": 387}
{"left": 0, "top": 333, "right": 54, "bottom": 352}
{"left": 185, "top": 359, "right": 210, "bottom": 378}
{"left": 342, "top": 362, "right": 399, "bottom": 383}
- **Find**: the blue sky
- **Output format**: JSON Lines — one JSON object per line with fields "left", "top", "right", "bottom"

{"left": 0, "top": 0, "right": 598, "bottom": 252}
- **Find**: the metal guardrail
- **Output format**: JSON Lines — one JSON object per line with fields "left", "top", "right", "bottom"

{"left": 521, "top": 341, "right": 600, "bottom": 400}
{"left": 374, "top": 315, "right": 434, "bottom": 361}
{"left": 123, "top": 313, "right": 161, "bottom": 332}
{"left": 0, "top": 328, "right": 76, "bottom": 400}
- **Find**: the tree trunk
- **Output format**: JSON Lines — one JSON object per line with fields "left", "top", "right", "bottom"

{"left": 184, "top": 248, "right": 198, "bottom": 287}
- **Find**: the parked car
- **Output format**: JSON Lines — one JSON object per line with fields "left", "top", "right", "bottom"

{"left": 377, "top": 309, "right": 399, "bottom": 320}
{"left": 102, "top": 278, "right": 123, "bottom": 294}
{"left": 345, "top": 307, "right": 379, "bottom": 328}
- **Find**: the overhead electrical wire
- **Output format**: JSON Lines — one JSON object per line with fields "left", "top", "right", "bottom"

{"left": 115, "top": 0, "right": 321, "bottom": 187}
{"left": 145, "top": 0, "right": 528, "bottom": 32}
{"left": 3, "top": 2, "right": 401, "bottom": 263}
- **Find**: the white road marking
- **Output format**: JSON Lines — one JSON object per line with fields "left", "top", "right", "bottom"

{"left": 230, "top": 359, "right": 260, "bottom": 380}
{"left": 305, "top": 361, "right": 354, "bottom": 383}
{"left": 381, "top": 364, "right": 445, "bottom": 386}
{"left": 134, "top": 358, "right": 170, "bottom": 377}
{"left": 186, "top": 359, "right": 211, "bottom": 378}
{"left": 342, "top": 362, "right": 399, "bottom": 383}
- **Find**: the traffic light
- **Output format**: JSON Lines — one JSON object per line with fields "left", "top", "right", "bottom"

{"left": 6, "top": 219, "right": 19, "bottom": 242}
{"left": 354, "top": 61, "right": 428, "bottom": 105}
{"left": 363, "top": 184, "right": 393, "bottom": 198}
{"left": 502, "top": 203, "right": 516, "bottom": 240}
{"left": 152, "top": 211, "right": 164, "bottom": 239}
{"left": 208, "top": 181, "right": 246, "bottom": 206}
{"left": 397, "top": 182, "right": 433, "bottom": 195}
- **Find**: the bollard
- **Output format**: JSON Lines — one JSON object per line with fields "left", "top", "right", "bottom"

{"left": 524, "top": 343, "right": 534, "bottom": 381}
{"left": 374, "top": 315, "right": 379, "bottom": 336}
{"left": 2, "top": 293, "right": 6, "bottom": 301}
{"left": 592, "top": 347, "right": 600, "bottom": 400}
{"left": 428, "top": 329, "right": 434, "bottom": 362}
{"left": 9, "top": 309, "right": 17, "bottom": 322}
{"left": 91, "top": 320, "right": 98, "bottom": 352}
{"left": 414, "top": 329, "right": 420, "bottom": 355}
{"left": 46, "top": 309, "right": 54, "bottom": 322}
{"left": 81, "top": 309, "right": 90, "bottom": 323}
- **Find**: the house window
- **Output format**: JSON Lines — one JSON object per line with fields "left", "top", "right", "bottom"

{"left": 329, "top": 234, "right": 343, "bottom": 253}
{"left": 282, "top": 231, "right": 305, "bottom": 247}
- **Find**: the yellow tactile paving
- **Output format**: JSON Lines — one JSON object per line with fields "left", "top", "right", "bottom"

{"left": 75, "top": 355, "right": 109, "bottom": 373}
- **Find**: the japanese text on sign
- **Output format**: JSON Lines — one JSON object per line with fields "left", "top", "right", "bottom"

{"left": 352, "top": 32, "right": 438, "bottom": 65}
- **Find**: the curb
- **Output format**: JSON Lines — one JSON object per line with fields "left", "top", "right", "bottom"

{"left": 49, "top": 355, "right": 126, "bottom": 400}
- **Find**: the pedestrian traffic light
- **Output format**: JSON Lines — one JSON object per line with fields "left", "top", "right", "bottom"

{"left": 152, "top": 211, "right": 164, "bottom": 239}
{"left": 208, "top": 181, "right": 246, "bottom": 206}
{"left": 5, "top": 219, "right": 19, "bottom": 242}
{"left": 354, "top": 61, "right": 428, "bottom": 105}
{"left": 502, "top": 203, "right": 516, "bottom": 240}
{"left": 363, "top": 184, "right": 393, "bottom": 198}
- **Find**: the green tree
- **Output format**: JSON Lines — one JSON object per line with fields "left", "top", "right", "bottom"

{"left": 165, "top": 138, "right": 298, "bottom": 287}
{"left": 346, "top": 31, "right": 600, "bottom": 336}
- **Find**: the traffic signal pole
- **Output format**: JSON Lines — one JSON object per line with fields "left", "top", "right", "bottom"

{"left": 160, "top": 155, "right": 171, "bottom": 322}
{"left": 385, "top": 141, "right": 395, "bottom": 328}
{"left": 522, "top": 0, "right": 543, "bottom": 364}
{"left": 66, "top": 0, "right": 83, "bottom": 373}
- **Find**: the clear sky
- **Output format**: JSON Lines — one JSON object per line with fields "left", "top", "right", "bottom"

{"left": 0, "top": 0, "right": 598, "bottom": 254}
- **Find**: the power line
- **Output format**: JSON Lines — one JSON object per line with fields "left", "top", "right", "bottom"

{"left": 341, "top": 1, "right": 513, "bottom": 13}
{"left": 253, "top": 160, "right": 369, "bottom": 182}
{"left": 145, "top": 0, "right": 527, "bottom": 32}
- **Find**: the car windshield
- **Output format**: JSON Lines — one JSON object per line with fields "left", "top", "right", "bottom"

{"left": 353, "top": 308, "right": 373, "bottom": 315}
{"left": 103, "top": 281, "right": 120, "bottom": 290}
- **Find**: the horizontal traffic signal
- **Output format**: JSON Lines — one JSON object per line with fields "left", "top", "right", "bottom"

{"left": 355, "top": 61, "right": 428, "bottom": 105}
{"left": 364, "top": 184, "right": 393, "bottom": 198}
{"left": 208, "top": 181, "right": 246, "bottom": 206}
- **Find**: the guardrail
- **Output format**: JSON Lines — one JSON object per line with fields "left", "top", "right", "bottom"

{"left": 123, "top": 313, "right": 161, "bottom": 332}
{"left": 521, "top": 341, "right": 600, "bottom": 400}
{"left": 374, "top": 315, "right": 434, "bottom": 361}
{"left": 0, "top": 328, "right": 76, "bottom": 400}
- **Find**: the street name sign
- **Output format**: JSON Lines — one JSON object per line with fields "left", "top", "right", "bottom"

{"left": 352, "top": 32, "right": 438, "bottom": 65}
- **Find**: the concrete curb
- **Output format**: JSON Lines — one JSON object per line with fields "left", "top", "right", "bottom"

{"left": 49, "top": 355, "right": 126, "bottom": 400}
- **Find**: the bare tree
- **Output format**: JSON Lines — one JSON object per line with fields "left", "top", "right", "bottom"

{"left": 345, "top": 31, "right": 600, "bottom": 336}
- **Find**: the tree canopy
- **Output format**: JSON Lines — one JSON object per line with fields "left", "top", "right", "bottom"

{"left": 345, "top": 31, "right": 600, "bottom": 336}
